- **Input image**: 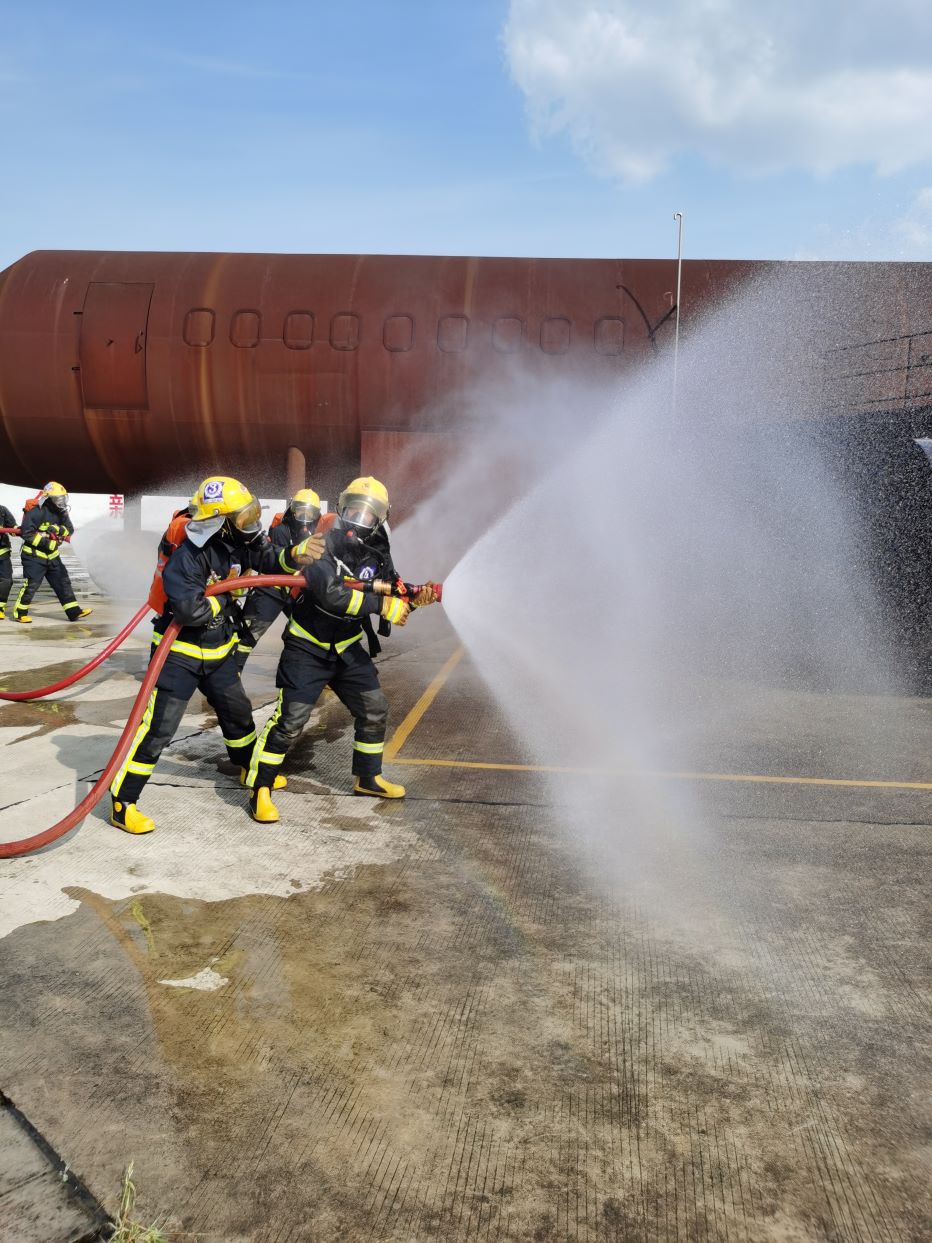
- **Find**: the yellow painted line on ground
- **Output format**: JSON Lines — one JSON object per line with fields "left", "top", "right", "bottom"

{"left": 384, "top": 645, "right": 465, "bottom": 761}
{"left": 384, "top": 644, "right": 932, "bottom": 792}
{"left": 390, "top": 755, "right": 932, "bottom": 792}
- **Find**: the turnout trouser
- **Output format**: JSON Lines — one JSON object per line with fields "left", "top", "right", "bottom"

{"left": 110, "top": 649, "right": 258, "bottom": 805}
{"left": 246, "top": 644, "right": 389, "bottom": 790}
{"left": 14, "top": 553, "right": 83, "bottom": 620}
{"left": 0, "top": 550, "right": 11, "bottom": 607}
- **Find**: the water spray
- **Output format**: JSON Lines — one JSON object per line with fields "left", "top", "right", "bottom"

{"left": 671, "top": 210, "right": 684, "bottom": 420}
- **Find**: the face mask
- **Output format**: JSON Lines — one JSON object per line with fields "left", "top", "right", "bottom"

{"left": 186, "top": 515, "right": 225, "bottom": 547}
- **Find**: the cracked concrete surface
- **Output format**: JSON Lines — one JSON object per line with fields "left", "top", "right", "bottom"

{"left": 1, "top": 604, "right": 931, "bottom": 1242}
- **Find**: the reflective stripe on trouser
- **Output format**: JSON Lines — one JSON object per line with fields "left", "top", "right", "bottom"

{"left": 246, "top": 690, "right": 294, "bottom": 787}
{"left": 247, "top": 645, "right": 389, "bottom": 789}
{"left": 111, "top": 649, "right": 257, "bottom": 804}
{"left": 14, "top": 557, "right": 83, "bottom": 618}
{"left": 110, "top": 687, "right": 187, "bottom": 804}
{"left": 0, "top": 553, "right": 11, "bottom": 605}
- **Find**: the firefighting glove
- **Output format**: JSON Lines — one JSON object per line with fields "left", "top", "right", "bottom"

{"left": 228, "top": 569, "right": 255, "bottom": 598}
{"left": 412, "top": 583, "right": 440, "bottom": 607}
{"left": 290, "top": 532, "right": 326, "bottom": 566}
{"left": 205, "top": 593, "right": 232, "bottom": 627}
{"left": 380, "top": 596, "right": 411, "bottom": 627}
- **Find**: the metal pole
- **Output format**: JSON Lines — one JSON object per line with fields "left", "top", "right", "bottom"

{"left": 286, "top": 445, "right": 306, "bottom": 499}
{"left": 672, "top": 211, "right": 684, "bottom": 418}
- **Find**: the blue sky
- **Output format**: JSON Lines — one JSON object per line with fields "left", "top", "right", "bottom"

{"left": 2, "top": 0, "right": 932, "bottom": 270}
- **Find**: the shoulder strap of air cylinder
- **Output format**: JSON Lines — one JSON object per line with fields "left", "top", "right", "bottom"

{"left": 362, "top": 614, "right": 382, "bottom": 658}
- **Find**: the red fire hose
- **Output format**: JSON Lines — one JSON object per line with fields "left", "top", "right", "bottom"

{"left": 0, "top": 602, "right": 153, "bottom": 701}
{"left": 0, "top": 574, "right": 301, "bottom": 859}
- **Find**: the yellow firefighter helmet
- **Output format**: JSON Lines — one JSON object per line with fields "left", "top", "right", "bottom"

{"left": 288, "top": 488, "right": 322, "bottom": 527}
{"left": 338, "top": 477, "right": 389, "bottom": 540}
{"left": 41, "top": 481, "right": 69, "bottom": 511}
{"left": 190, "top": 476, "right": 262, "bottom": 541}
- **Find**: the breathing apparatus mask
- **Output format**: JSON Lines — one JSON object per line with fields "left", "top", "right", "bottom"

{"left": 224, "top": 497, "right": 263, "bottom": 546}
{"left": 287, "top": 490, "right": 322, "bottom": 539}
{"left": 337, "top": 480, "right": 389, "bottom": 546}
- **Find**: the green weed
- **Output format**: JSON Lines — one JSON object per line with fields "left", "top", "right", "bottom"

{"left": 108, "top": 1161, "right": 170, "bottom": 1243}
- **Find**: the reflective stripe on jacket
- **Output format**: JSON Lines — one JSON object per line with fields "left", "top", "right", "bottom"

{"left": 152, "top": 531, "right": 277, "bottom": 660}
{"left": 283, "top": 529, "right": 384, "bottom": 659}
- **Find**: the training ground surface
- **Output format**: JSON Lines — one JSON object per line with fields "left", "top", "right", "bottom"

{"left": 0, "top": 601, "right": 930, "bottom": 1242}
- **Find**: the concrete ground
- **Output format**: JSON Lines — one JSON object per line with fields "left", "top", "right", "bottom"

{"left": 0, "top": 595, "right": 930, "bottom": 1242}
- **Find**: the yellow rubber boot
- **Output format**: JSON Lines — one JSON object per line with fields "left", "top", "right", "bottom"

{"left": 110, "top": 799, "right": 155, "bottom": 834}
{"left": 13, "top": 613, "right": 32, "bottom": 624}
{"left": 0, "top": 605, "right": 5, "bottom": 620}
{"left": 240, "top": 768, "right": 287, "bottom": 791}
{"left": 354, "top": 773, "right": 406, "bottom": 799}
{"left": 75, "top": 607, "right": 93, "bottom": 620}
{"left": 250, "top": 787, "right": 280, "bottom": 823}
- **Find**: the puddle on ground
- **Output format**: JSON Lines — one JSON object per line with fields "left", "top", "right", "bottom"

{"left": 0, "top": 697, "right": 79, "bottom": 741}
{"left": 0, "top": 783, "right": 411, "bottom": 938}
{"left": 0, "top": 658, "right": 94, "bottom": 692}
{"left": 316, "top": 812, "right": 376, "bottom": 833}
{"left": 2, "top": 808, "right": 921, "bottom": 1243}
{"left": 6, "top": 623, "right": 102, "bottom": 641}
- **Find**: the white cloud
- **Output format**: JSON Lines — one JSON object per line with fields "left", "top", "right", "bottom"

{"left": 504, "top": 0, "right": 932, "bottom": 180}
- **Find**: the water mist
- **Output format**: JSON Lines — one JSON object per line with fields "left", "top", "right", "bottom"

{"left": 394, "top": 265, "right": 915, "bottom": 918}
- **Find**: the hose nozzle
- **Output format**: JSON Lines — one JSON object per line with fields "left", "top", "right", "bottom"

{"left": 357, "top": 578, "right": 444, "bottom": 604}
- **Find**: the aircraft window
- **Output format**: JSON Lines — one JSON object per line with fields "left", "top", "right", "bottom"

{"left": 183, "top": 308, "right": 215, "bottom": 347}
{"left": 493, "top": 317, "right": 524, "bottom": 353}
{"left": 231, "top": 310, "right": 261, "bottom": 348}
{"left": 331, "top": 312, "right": 360, "bottom": 351}
{"left": 384, "top": 315, "right": 414, "bottom": 352}
{"left": 595, "top": 317, "right": 625, "bottom": 355}
{"left": 540, "top": 317, "right": 571, "bottom": 354}
{"left": 437, "top": 315, "right": 469, "bottom": 352}
{"left": 284, "top": 312, "right": 315, "bottom": 350}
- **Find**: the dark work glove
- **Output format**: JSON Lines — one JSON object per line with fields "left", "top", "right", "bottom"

{"left": 205, "top": 592, "right": 232, "bottom": 627}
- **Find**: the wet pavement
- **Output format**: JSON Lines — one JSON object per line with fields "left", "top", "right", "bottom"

{"left": 0, "top": 601, "right": 930, "bottom": 1242}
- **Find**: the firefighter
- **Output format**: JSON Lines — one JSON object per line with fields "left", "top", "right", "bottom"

{"left": 0, "top": 502, "right": 18, "bottom": 620}
{"left": 109, "top": 475, "right": 324, "bottom": 834}
{"left": 235, "top": 488, "right": 323, "bottom": 670}
{"left": 244, "top": 476, "right": 440, "bottom": 824}
{"left": 12, "top": 483, "right": 92, "bottom": 624}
